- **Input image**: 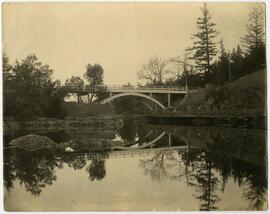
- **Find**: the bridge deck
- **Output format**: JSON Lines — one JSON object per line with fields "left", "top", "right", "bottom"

{"left": 4, "top": 85, "right": 200, "bottom": 94}
{"left": 62, "top": 85, "right": 199, "bottom": 94}
{"left": 105, "top": 88, "right": 188, "bottom": 94}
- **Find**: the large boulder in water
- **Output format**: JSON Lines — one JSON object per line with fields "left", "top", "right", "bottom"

{"left": 9, "top": 134, "right": 57, "bottom": 151}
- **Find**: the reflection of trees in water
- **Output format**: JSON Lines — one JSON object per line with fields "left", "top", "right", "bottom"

{"left": 59, "top": 153, "right": 87, "bottom": 170}
{"left": 191, "top": 151, "right": 267, "bottom": 211}
{"left": 232, "top": 160, "right": 267, "bottom": 210}
{"left": 187, "top": 150, "right": 267, "bottom": 211}
{"left": 139, "top": 149, "right": 221, "bottom": 210}
{"left": 175, "top": 127, "right": 266, "bottom": 166}
{"left": 139, "top": 146, "right": 267, "bottom": 211}
{"left": 187, "top": 152, "right": 220, "bottom": 211}
{"left": 85, "top": 152, "right": 108, "bottom": 181}
{"left": 4, "top": 148, "right": 109, "bottom": 196}
{"left": 175, "top": 126, "right": 267, "bottom": 210}
{"left": 139, "top": 150, "right": 189, "bottom": 181}
{"left": 4, "top": 148, "right": 61, "bottom": 196}
{"left": 4, "top": 150, "right": 16, "bottom": 192}
{"left": 243, "top": 176, "right": 266, "bottom": 210}
{"left": 87, "top": 159, "right": 106, "bottom": 181}
{"left": 59, "top": 152, "right": 108, "bottom": 182}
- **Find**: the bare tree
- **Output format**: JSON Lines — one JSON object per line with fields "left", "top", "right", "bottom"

{"left": 137, "top": 57, "right": 170, "bottom": 85}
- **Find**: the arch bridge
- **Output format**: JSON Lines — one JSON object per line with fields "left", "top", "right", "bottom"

{"left": 64, "top": 85, "right": 200, "bottom": 109}
{"left": 4, "top": 84, "right": 200, "bottom": 110}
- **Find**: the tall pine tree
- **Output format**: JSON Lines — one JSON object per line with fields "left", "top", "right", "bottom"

{"left": 241, "top": 4, "right": 265, "bottom": 65}
{"left": 190, "top": 3, "right": 218, "bottom": 84}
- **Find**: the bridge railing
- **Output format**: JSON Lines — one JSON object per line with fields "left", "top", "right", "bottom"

{"left": 95, "top": 85, "right": 189, "bottom": 91}
{"left": 4, "top": 84, "right": 200, "bottom": 93}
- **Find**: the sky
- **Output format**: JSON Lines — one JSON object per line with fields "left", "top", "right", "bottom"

{"left": 2, "top": 2, "right": 265, "bottom": 85}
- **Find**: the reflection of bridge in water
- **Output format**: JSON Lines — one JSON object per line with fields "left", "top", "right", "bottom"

{"left": 75, "top": 131, "right": 196, "bottom": 160}
{"left": 81, "top": 145, "right": 195, "bottom": 161}
{"left": 113, "top": 131, "right": 167, "bottom": 150}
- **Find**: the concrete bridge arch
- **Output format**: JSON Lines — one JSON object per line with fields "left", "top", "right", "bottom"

{"left": 100, "top": 92, "right": 166, "bottom": 109}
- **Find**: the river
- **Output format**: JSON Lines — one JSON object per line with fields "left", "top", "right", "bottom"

{"left": 3, "top": 117, "right": 267, "bottom": 211}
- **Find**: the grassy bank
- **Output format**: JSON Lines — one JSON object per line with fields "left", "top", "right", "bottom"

{"left": 175, "top": 69, "right": 266, "bottom": 116}
{"left": 64, "top": 102, "right": 115, "bottom": 117}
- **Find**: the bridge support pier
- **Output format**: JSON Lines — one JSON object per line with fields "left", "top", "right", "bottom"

{"left": 168, "top": 133, "right": 172, "bottom": 147}
{"left": 167, "top": 93, "right": 171, "bottom": 108}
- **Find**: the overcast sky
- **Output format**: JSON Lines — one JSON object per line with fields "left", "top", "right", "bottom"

{"left": 3, "top": 2, "right": 265, "bottom": 85}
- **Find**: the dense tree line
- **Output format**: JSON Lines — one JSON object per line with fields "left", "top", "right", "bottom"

{"left": 210, "top": 3, "right": 265, "bottom": 85}
{"left": 3, "top": 54, "right": 105, "bottom": 118}
{"left": 3, "top": 54, "right": 67, "bottom": 119}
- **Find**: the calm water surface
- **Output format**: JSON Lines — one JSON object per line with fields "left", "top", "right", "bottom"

{"left": 3, "top": 118, "right": 267, "bottom": 211}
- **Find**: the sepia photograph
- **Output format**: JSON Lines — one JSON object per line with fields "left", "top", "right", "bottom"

{"left": 2, "top": 1, "right": 267, "bottom": 211}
